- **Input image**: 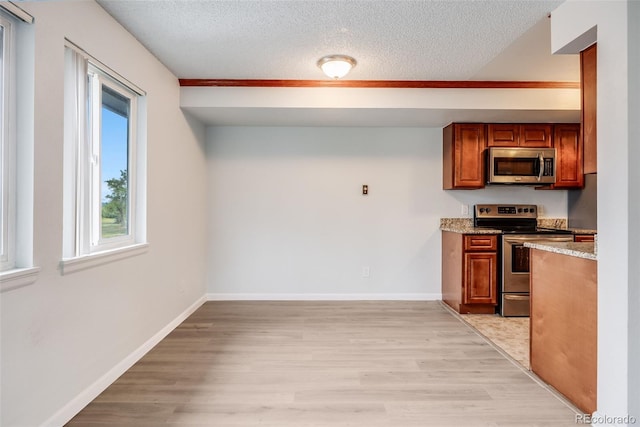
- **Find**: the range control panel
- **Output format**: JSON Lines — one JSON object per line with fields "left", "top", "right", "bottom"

{"left": 474, "top": 204, "right": 538, "bottom": 219}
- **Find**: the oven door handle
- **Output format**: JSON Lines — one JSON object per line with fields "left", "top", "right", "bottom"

{"left": 537, "top": 152, "right": 544, "bottom": 181}
{"left": 504, "top": 294, "right": 530, "bottom": 301}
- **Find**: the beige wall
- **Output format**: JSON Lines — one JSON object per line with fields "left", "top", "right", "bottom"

{"left": 206, "top": 126, "right": 568, "bottom": 298}
{"left": 0, "top": 2, "right": 208, "bottom": 426}
{"left": 552, "top": 0, "right": 639, "bottom": 422}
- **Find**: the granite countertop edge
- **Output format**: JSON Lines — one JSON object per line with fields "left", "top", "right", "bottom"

{"left": 564, "top": 228, "right": 598, "bottom": 234}
{"left": 524, "top": 241, "right": 597, "bottom": 261}
{"left": 439, "top": 218, "right": 501, "bottom": 234}
{"left": 440, "top": 226, "right": 503, "bottom": 234}
{"left": 440, "top": 218, "right": 597, "bottom": 235}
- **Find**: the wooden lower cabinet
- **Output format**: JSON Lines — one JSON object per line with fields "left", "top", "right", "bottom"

{"left": 464, "top": 252, "right": 498, "bottom": 304}
{"left": 530, "top": 248, "right": 597, "bottom": 414}
{"left": 442, "top": 231, "right": 498, "bottom": 314}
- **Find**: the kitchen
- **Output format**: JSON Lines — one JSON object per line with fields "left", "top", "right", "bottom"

{"left": 1, "top": 1, "right": 638, "bottom": 427}
{"left": 437, "top": 34, "right": 599, "bottom": 414}
{"left": 439, "top": 120, "right": 597, "bottom": 413}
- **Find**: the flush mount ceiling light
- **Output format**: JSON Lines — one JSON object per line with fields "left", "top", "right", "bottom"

{"left": 317, "top": 55, "right": 357, "bottom": 79}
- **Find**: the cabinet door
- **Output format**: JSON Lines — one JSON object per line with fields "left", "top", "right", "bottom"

{"left": 463, "top": 252, "right": 497, "bottom": 304}
{"left": 582, "top": 44, "right": 597, "bottom": 174}
{"left": 554, "top": 124, "right": 584, "bottom": 188}
{"left": 443, "top": 124, "right": 485, "bottom": 189}
{"left": 487, "top": 124, "right": 519, "bottom": 147}
{"left": 520, "top": 124, "right": 552, "bottom": 148}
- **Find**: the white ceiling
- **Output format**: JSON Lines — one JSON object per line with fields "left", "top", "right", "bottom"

{"left": 96, "top": 0, "right": 580, "bottom": 126}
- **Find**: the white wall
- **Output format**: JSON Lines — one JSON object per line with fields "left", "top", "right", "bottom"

{"left": 0, "top": 2, "right": 208, "bottom": 426}
{"left": 206, "top": 126, "right": 567, "bottom": 299}
{"left": 628, "top": 2, "right": 640, "bottom": 421}
{"left": 552, "top": 1, "right": 639, "bottom": 424}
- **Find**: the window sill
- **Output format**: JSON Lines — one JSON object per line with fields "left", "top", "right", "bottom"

{"left": 60, "top": 243, "right": 149, "bottom": 275}
{"left": 1, "top": 266, "right": 41, "bottom": 293}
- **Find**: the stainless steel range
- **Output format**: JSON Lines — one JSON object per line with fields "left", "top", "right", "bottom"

{"left": 474, "top": 204, "right": 573, "bottom": 317}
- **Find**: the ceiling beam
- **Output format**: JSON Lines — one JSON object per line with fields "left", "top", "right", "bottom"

{"left": 178, "top": 79, "right": 580, "bottom": 89}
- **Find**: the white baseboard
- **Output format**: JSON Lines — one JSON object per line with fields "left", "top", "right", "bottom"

{"left": 206, "top": 293, "right": 441, "bottom": 301}
{"left": 42, "top": 295, "right": 206, "bottom": 427}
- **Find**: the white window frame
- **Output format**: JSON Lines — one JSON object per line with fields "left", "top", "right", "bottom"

{"left": 0, "top": 6, "right": 38, "bottom": 292}
{"left": 62, "top": 42, "right": 147, "bottom": 273}
{"left": 1, "top": 12, "right": 16, "bottom": 272}
{"left": 86, "top": 65, "right": 138, "bottom": 253}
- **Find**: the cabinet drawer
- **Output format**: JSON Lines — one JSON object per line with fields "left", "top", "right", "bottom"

{"left": 464, "top": 235, "right": 498, "bottom": 251}
{"left": 574, "top": 234, "right": 595, "bottom": 243}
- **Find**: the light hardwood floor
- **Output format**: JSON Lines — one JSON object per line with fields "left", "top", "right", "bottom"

{"left": 66, "top": 301, "right": 580, "bottom": 426}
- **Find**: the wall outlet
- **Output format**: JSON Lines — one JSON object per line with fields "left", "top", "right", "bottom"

{"left": 362, "top": 266, "right": 370, "bottom": 278}
{"left": 461, "top": 204, "right": 469, "bottom": 216}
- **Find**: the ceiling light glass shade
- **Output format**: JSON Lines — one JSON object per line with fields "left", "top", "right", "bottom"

{"left": 317, "top": 55, "right": 357, "bottom": 79}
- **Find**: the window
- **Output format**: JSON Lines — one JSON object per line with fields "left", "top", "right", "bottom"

{"left": 88, "top": 65, "right": 138, "bottom": 251}
{"left": 63, "top": 43, "right": 146, "bottom": 267}
{"left": 0, "top": 6, "right": 37, "bottom": 290}
{"left": 1, "top": 12, "right": 16, "bottom": 272}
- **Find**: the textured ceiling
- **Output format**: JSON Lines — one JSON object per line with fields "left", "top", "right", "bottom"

{"left": 96, "top": 0, "right": 578, "bottom": 82}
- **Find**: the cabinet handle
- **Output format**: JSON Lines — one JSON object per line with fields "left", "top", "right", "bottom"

{"left": 504, "top": 294, "right": 530, "bottom": 301}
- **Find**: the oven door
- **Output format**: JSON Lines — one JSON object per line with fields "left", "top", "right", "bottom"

{"left": 502, "top": 234, "right": 574, "bottom": 293}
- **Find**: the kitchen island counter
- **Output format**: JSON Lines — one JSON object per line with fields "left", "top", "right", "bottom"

{"left": 529, "top": 245, "right": 597, "bottom": 414}
{"left": 524, "top": 241, "right": 596, "bottom": 260}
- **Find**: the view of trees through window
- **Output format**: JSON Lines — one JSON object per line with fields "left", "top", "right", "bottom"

{"left": 100, "top": 87, "right": 129, "bottom": 239}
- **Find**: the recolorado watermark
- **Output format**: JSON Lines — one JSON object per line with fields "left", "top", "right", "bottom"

{"left": 576, "top": 413, "right": 637, "bottom": 425}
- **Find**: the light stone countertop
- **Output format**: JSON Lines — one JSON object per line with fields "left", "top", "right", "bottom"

{"left": 524, "top": 241, "right": 597, "bottom": 261}
{"left": 440, "top": 218, "right": 597, "bottom": 236}
{"left": 439, "top": 218, "right": 501, "bottom": 234}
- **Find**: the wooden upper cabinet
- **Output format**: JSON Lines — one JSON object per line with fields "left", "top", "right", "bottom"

{"left": 582, "top": 43, "right": 597, "bottom": 174}
{"left": 487, "top": 124, "right": 519, "bottom": 147}
{"left": 487, "top": 124, "right": 552, "bottom": 147}
{"left": 443, "top": 123, "right": 486, "bottom": 189}
{"left": 520, "top": 124, "right": 553, "bottom": 148}
{"left": 444, "top": 122, "right": 582, "bottom": 190}
{"left": 553, "top": 124, "right": 584, "bottom": 188}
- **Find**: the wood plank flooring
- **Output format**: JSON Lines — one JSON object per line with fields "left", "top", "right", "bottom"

{"left": 66, "top": 301, "right": 580, "bottom": 426}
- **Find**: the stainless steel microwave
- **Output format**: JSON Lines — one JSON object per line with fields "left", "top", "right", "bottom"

{"left": 486, "top": 147, "right": 556, "bottom": 185}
